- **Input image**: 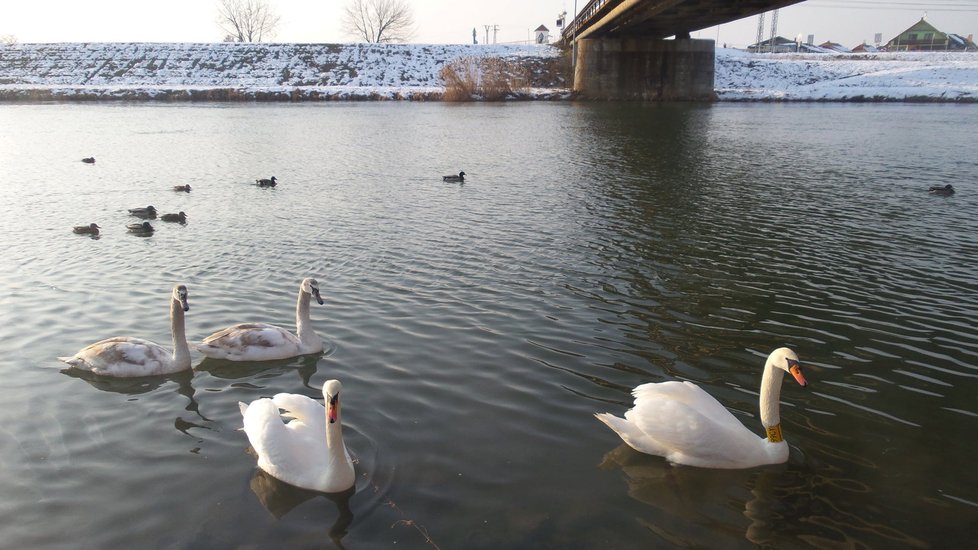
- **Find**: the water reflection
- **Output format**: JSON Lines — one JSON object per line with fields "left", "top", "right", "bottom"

{"left": 250, "top": 468, "right": 355, "bottom": 548}
{"left": 194, "top": 353, "right": 323, "bottom": 388}
{"left": 61, "top": 368, "right": 211, "bottom": 422}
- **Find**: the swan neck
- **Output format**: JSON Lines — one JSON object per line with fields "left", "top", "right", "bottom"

{"left": 170, "top": 296, "right": 190, "bottom": 365}
{"left": 325, "top": 410, "right": 345, "bottom": 458}
{"left": 296, "top": 289, "right": 311, "bottom": 340}
{"left": 759, "top": 359, "right": 785, "bottom": 429}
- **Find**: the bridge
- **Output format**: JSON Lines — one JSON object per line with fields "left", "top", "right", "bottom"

{"left": 562, "top": 0, "right": 806, "bottom": 100}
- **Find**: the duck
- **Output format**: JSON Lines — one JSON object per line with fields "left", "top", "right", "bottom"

{"left": 239, "top": 379, "right": 355, "bottom": 493}
{"left": 196, "top": 277, "right": 325, "bottom": 361}
{"left": 128, "top": 205, "right": 157, "bottom": 219}
{"left": 257, "top": 176, "right": 278, "bottom": 187}
{"left": 443, "top": 171, "right": 466, "bottom": 183}
{"left": 127, "top": 221, "right": 154, "bottom": 234}
{"left": 58, "top": 284, "right": 192, "bottom": 377}
{"left": 595, "top": 347, "right": 809, "bottom": 469}
{"left": 173, "top": 184, "right": 192, "bottom": 192}
{"left": 81, "top": 157, "right": 95, "bottom": 164}
{"left": 160, "top": 211, "right": 187, "bottom": 223}
{"left": 928, "top": 184, "right": 955, "bottom": 196}
{"left": 72, "top": 223, "right": 101, "bottom": 235}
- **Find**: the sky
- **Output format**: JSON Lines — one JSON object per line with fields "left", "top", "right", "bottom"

{"left": 2, "top": 1, "right": 977, "bottom": 49}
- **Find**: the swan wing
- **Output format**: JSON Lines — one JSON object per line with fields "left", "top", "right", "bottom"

{"left": 621, "top": 381, "right": 766, "bottom": 467}
{"left": 197, "top": 323, "right": 300, "bottom": 360}
{"left": 241, "top": 398, "right": 325, "bottom": 488}
{"left": 59, "top": 337, "right": 173, "bottom": 377}
{"left": 272, "top": 393, "right": 326, "bottom": 444}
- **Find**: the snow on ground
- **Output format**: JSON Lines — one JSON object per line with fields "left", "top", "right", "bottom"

{"left": 1, "top": 42, "right": 976, "bottom": 101}
{"left": 715, "top": 47, "right": 978, "bottom": 101}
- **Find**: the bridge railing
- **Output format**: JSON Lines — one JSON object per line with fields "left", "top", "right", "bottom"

{"left": 561, "top": 0, "right": 617, "bottom": 43}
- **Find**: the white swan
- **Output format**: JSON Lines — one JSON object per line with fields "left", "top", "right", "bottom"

{"left": 59, "top": 284, "right": 191, "bottom": 377}
{"left": 239, "top": 379, "right": 356, "bottom": 493}
{"left": 196, "top": 277, "right": 324, "bottom": 361}
{"left": 595, "top": 347, "right": 809, "bottom": 469}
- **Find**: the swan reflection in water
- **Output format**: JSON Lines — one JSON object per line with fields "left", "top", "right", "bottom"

{"left": 249, "top": 468, "right": 355, "bottom": 547}
{"left": 599, "top": 443, "right": 784, "bottom": 546}
{"left": 194, "top": 350, "right": 325, "bottom": 388}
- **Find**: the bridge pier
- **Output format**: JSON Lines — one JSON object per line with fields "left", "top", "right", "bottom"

{"left": 573, "top": 38, "right": 715, "bottom": 101}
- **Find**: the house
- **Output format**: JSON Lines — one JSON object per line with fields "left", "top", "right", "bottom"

{"left": 886, "top": 17, "right": 977, "bottom": 51}
{"left": 851, "top": 43, "right": 880, "bottom": 53}
{"left": 819, "top": 41, "right": 851, "bottom": 53}
{"left": 534, "top": 25, "right": 550, "bottom": 44}
{"left": 747, "top": 36, "right": 801, "bottom": 53}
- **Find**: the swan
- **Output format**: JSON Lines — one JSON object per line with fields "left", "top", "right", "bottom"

{"left": 196, "top": 277, "right": 325, "bottom": 361}
{"left": 128, "top": 205, "right": 157, "bottom": 219}
{"left": 73, "top": 223, "right": 100, "bottom": 235}
{"left": 173, "top": 184, "right": 191, "bottom": 192}
{"left": 160, "top": 211, "right": 187, "bottom": 223}
{"left": 239, "top": 379, "right": 355, "bottom": 493}
{"left": 127, "top": 221, "right": 154, "bottom": 234}
{"left": 443, "top": 171, "right": 465, "bottom": 182}
{"left": 595, "top": 347, "right": 809, "bottom": 469}
{"left": 257, "top": 176, "right": 278, "bottom": 187}
{"left": 58, "top": 284, "right": 192, "bottom": 377}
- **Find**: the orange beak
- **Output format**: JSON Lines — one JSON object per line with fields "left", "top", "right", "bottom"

{"left": 790, "top": 364, "right": 808, "bottom": 387}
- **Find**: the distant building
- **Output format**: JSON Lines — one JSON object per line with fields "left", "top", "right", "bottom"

{"left": 748, "top": 36, "right": 830, "bottom": 53}
{"left": 851, "top": 43, "right": 880, "bottom": 53}
{"left": 535, "top": 25, "right": 550, "bottom": 44}
{"left": 886, "top": 17, "right": 978, "bottom": 51}
{"left": 819, "top": 41, "right": 851, "bottom": 53}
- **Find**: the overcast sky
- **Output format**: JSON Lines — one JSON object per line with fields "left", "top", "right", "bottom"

{"left": 2, "top": 1, "right": 977, "bottom": 49}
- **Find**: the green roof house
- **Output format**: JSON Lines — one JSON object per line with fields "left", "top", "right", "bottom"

{"left": 886, "top": 17, "right": 976, "bottom": 51}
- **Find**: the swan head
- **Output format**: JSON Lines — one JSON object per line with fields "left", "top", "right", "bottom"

{"left": 172, "top": 284, "right": 190, "bottom": 312}
{"left": 301, "top": 277, "right": 325, "bottom": 305}
{"left": 323, "top": 379, "right": 343, "bottom": 424}
{"left": 768, "top": 347, "right": 807, "bottom": 387}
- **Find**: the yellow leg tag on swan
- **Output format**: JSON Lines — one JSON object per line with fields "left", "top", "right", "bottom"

{"left": 766, "top": 424, "right": 783, "bottom": 443}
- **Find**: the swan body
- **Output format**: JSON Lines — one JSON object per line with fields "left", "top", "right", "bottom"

{"left": 160, "top": 211, "right": 187, "bottom": 223}
{"left": 127, "top": 221, "right": 154, "bottom": 234}
{"left": 73, "top": 223, "right": 100, "bottom": 235}
{"left": 257, "top": 176, "right": 278, "bottom": 187}
{"left": 129, "top": 205, "right": 157, "bottom": 219}
{"left": 173, "top": 184, "right": 191, "bottom": 192}
{"left": 59, "top": 284, "right": 191, "bottom": 377}
{"left": 929, "top": 184, "right": 954, "bottom": 196}
{"left": 239, "top": 379, "right": 355, "bottom": 493}
{"left": 196, "top": 277, "right": 325, "bottom": 361}
{"left": 443, "top": 171, "right": 465, "bottom": 182}
{"left": 595, "top": 347, "right": 809, "bottom": 469}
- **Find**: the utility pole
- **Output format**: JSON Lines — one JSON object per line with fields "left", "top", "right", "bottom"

{"left": 769, "top": 9, "right": 779, "bottom": 53}
{"left": 755, "top": 12, "right": 765, "bottom": 52}
{"left": 492, "top": 25, "right": 499, "bottom": 44}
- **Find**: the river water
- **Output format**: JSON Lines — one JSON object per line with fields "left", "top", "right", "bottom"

{"left": 0, "top": 101, "right": 975, "bottom": 549}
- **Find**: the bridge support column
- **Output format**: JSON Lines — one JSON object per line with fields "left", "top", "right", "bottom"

{"left": 573, "top": 38, "right": 715, "bottom": 101}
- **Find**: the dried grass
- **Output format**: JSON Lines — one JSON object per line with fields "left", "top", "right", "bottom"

{"left": 440, "top": 56, "right": 531, "bottom": 101}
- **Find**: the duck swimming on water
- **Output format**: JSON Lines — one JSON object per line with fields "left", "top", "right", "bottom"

{"left": 928, "top": 184, "right": 955, "bottom": 196}
{"left": 81, "top": 157, "right": 95, "bottom": 164}
{"left": 127, "top": 221, "right": 155, "bottom": 234}
{"left": 257, "top": 176, "right": 278, "bottom": 187}
{"left": 160, "top": 211, "right": 187, "bottom": 223}
{"left": 128, "top": 205, "right": 157, "bottom": 219}
{"left": 173, "top": 184, "right": 192, "bottom": 192}
{"left": 443, "top": 171, "right": 465, "bottom": 183}
{"left": 73, "top": 223, "right": 101, "bottom": 235}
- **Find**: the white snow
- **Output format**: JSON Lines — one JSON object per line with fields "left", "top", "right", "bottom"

{"left": 1, "top": 42, "right": 976, "bottom": 101}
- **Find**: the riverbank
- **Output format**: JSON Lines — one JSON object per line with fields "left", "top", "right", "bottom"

{"left": 1, "top": 42, "right": 976, "bottom": 102}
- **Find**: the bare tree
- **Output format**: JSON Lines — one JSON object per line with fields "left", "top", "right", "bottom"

{"left": 343, "top": 0, "right": 415, "bottom": 43}
{"left": 217, "top": 0, "right": 281, "bottom": 43}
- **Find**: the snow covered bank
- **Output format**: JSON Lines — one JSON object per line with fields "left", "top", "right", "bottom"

{"left": 0, "top": 42, "right": 568, "bottom": 101}
{"left": 1, "top": 42, "right": 976, "bottom": 102}
{"left": 715, "top": 48, "right": 978, "bottom": 102}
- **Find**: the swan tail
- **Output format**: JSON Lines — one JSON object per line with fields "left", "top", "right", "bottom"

{"left": 595, "top": 412, "right": 668, "bottom": 457}
{"left": 238, "top": 401, "right": 249, "bottom": 417}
